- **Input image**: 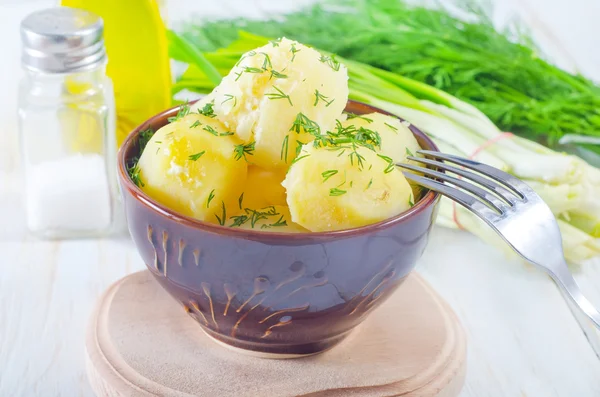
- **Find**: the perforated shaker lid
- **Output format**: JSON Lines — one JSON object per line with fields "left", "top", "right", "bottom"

{"left": 21, "top": 7, "right": 106, "bottom": 73}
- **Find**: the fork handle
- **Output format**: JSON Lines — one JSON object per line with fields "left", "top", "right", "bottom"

{"left": 550, "top": 266, "right": 600, "bottom": 330}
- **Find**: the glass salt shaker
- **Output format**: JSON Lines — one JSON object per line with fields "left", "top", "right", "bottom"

{"left": 19, "top": 7, "right": 118, "bottom": 239}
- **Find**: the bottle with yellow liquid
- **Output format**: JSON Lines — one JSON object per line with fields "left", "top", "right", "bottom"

{"left": 19, "top": 7, "right": 119, "bottom": 238}
{"left": 60, "top": 0, "right": 172, "bottom": 147}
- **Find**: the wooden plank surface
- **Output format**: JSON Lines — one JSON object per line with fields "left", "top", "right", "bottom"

{"left": 1, "top": 0, "right": 600, "bottom": 396}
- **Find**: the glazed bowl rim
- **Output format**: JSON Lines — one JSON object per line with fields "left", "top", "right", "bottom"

{"left": 118, "top": 100, "right": 441, "bottom": 240}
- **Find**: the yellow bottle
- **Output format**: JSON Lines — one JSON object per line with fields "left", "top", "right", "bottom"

{"left": 60, "top": 0, "right": 172, "bottom": 147}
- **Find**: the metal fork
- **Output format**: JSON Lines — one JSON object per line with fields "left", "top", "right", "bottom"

{"left": 398, "top": 150, "right": 600, "bottom": 332}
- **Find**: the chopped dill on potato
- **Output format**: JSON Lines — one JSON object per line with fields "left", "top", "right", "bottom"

{"left": 234, "top": 141, "right": 256, "bottom": 161}
{"left": 168, "top": 102, "right": 190, "bottom": 123}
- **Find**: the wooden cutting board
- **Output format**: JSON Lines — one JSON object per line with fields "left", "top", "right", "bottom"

{"left": 85, "top": 270, "right": 466, "bottom": 396}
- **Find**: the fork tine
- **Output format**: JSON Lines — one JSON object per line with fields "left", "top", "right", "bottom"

{"left": 398, "top": 163, "right": 507, "bottom": 214}
{"left": 406, "top": 156, "right": 519, "bottom": 205}
{"left": 403, "top": 173, "right": 499, "bottom": 220}
{"left": 417, "top": 150, "right": 530, "bottom": 199}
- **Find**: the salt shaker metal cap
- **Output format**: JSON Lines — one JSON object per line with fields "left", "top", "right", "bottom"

{"left": 20, "top": 7, "right": 106, "bottom": 73}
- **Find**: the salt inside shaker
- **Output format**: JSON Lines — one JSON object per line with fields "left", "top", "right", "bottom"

{"left": 18, "top": 7, "right": 118, "bottom": 238}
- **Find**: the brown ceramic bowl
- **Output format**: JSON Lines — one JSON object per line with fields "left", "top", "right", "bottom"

{"left": 118, "top": 100, "right": 440, "bottom": 357}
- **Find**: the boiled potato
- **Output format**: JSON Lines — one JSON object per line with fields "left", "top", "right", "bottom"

{"left": 210, "top": 37, "right": 349, "bottom": 170}
{"left": 137, "top": 113, "right": 247, "bottom": 222}
{"left": 241, "top": 166, "right": 287, "bottom": 209}
{"left": 341, "top": 113, "right": 420, "bottom": 164}
{"left": 229, "top": 205, "right": 307, "bottom": 233}
{"left": 342, "top": 113, "right": 424, "bottom": 199}
{"left": 283, "top": 144, "right": 414, "bottom": 232}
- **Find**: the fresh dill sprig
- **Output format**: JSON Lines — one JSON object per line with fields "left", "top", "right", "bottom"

{"left": 222, "top": 94, "right": 237, "bottom": 107}
{"left": 247, "top": 206, "right": 278, "bottom": 228}
{"left": 408, "top": 194, "right": 415, "bottom": 207}
{"left": 168, "top": 102, "right": 190, "bottom": 123}
{"left": 189, "top": 120, "right": 202, "bottom": 128}
{"left": 290, "top": 153, "right": 310, "bottom": 166}
{"left": 198, "top": 102, "right": 216, "bottom": 118}
{"left": 405, "top": 147, "right": 414, "bottom": 157}
{"left": 319, "top": 54, "right": 341, "bottom": 71}
{"left": 248, "top": 209, "right": 268, "bottom": 228}
{"left": 127, "top": 128, "right": 155, "bottom": 186}
{"left": 260, "top": 52, "right": 272, "bottom": 70}
{"left": 269, "top": 38, "right": 282, "bottom": 47}
{"left": 234, "top": 141, "right": 256, "bottom": 161}
{"left": 266, "top": 215, "right": 287, "bottom": 228}
{"left": 290, "top": 113, "right": 320, "bottom": 135}
{"left": 314, "top": 90, "right": 334, "bottom": 107}
{"left": 281, "top": 135, "right": 290, "bottom": 162}
{"left": 228, "top": 202, "right": 287, "bottom": 229}
{"left": 348, "top": 149, "right": 366, "bottom": 169}
{"left": 235, "top": 50, "right": 256, "bottom": 67}
{"left": 234, "top": 66, "right": 263, "bottom": 81}
{"left": 220, "top": 131, "right": 235, "bottom": 136}
{"left": 329, "top": 188, "right": 346, "bottom": 196}
{"left": 203, "top": 125, "right": 219, "bottom": 136}
{"left": 206, "top": 189, "right": 215, "bottom": 208}
{"left": 138, "top": 128, "right": 155, "bottom": 150}
{"left": 295, "top": 140, "right": 303, "bottom": 157}
{"left": 290, "top": 43, "right": 300, "bottom": 61}
{"left": 377, "top": 154, "right": 396, "bottom": 173}
{"left": 188, "top": 151, "right": 206, "bottom": 161}
{"left": 244, "top": 66, "right": 264, "bottom": 74}
{"left": 331, "top": 120, "right": 357, "bottom": 138}
{"left": 230, "top": 214, "right": 249, "bottom": 227}
{"left": 354, "top": 127, "right": 381, "bottom": 150}
{"left": 265, "top": 86, "right": 293, "bottom": 106}
{"left": 346, "top": 113, "right": 373, "bottom": 123}
{"left": 238, "top": 193, "right": 244, "bottom": 210}
{"left": 321, "top": 169, "right": 338, "bottom": 182}
{"left": 297, "top": 117, "right": 384, "bottom": 170}
{"left": 270, "top": 69, "right": 288, "bottom": 79}
{"left": 215, "top": 201, "right": 227, "bottom": 226}
{"left": 366, "top": 178, "right": 373, "bottom": 189}
{"left": 128, "top": 162, "right": 144, "bottom": 187}
{"left": 384, "top": 122, "right": 398, "bottom": 132}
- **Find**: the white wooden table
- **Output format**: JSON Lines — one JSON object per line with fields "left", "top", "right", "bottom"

{"left": 1, "top": 0, "right": 600, "bottom": 396}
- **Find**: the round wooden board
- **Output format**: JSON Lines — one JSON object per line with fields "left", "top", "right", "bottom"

{"left": 86, "top": 271, "right": 466, "bottom": 397}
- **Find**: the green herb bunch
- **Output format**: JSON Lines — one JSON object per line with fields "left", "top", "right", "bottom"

{"left": 180, "top": 0, "right": 600, "bottom": 151}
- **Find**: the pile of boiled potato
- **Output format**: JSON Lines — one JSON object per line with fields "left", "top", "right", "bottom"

{"left": 137, "top": 38, "right": 420, "bottom": 232}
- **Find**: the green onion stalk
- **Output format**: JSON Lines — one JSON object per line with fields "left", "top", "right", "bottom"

{"left": 168, "top": 30, "right": 600, "bottom": 264}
